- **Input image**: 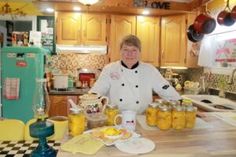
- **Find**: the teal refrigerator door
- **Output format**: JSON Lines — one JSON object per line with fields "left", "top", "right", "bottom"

{"left": 1, "top": 46, "right": 48, "bottom": 123}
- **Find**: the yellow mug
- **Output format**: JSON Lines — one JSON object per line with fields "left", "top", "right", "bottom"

{"left": 47, "top": 116, "right": 68, "bottom": 140}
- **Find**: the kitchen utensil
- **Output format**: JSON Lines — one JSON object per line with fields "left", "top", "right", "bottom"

{"left": 231, "top": 5, "right": 236, "bottom": 20}
{"left": 193, "top": 13, "right": 216, "bottom": 34}
{"left": 217, "top": 0, "right": 235, "bottom": 26}
{"left": 53, "top": 74, "right": 68, "bottom": 89}
{"left": 187, "top": 24, "right": 204, "bottom": 42}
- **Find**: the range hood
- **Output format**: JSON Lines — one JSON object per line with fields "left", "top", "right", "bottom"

{"left": 56, "top": 45, "right": 107, "bottom": 54}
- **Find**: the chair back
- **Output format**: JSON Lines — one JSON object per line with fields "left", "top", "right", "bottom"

{"left": 0, "top": 119, "right": 25, "bottom": 141}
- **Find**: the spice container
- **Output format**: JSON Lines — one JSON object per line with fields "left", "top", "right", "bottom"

{"left": 105, "top": 104, "right": 119, "bottom": 126}
{"left": 68, "top": 108, "right": 86, "bottom": 136}
{"left": 172, "top": 105, "right": 185, "bottom": 130}
{"left": 146, "top": 102, "right": 159, "bottom": 126}
{"left": 157, "top": 105, "right": 172, "bottom": 130}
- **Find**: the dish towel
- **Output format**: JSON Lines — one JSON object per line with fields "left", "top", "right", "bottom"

{"left": 3, "top": 78, "right": 20, "bottom": 100}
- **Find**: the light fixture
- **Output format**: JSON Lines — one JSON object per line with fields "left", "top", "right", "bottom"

{"left": 46, "top": 7, "right": 54, "bottom": 13}
{"left": 73, "top": 6, "right": 81, "bottom": 11}
{"left": 142, "top": 9, "right": 150, "bottom": 15}
{"left": 0, "top": 2, "right": 26, "bottom": 17}
{"left": 78, "top": 0, "right": 100, "bottom": 6}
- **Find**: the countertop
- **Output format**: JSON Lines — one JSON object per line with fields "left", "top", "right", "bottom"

{"left": 49, "top": 88, "right": 90, "bottom": 95}
{"left": 58, "top": 113, "right": 236, "bottom": 157}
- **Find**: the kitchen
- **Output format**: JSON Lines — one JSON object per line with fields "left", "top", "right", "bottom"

{"left": 1, "top": 0, "right": 236, "bottom": 156}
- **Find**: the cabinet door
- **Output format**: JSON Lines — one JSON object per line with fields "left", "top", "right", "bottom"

{"left": 82, "top": 14, "right": 107, "bottom": 45}
{"left": 161, "top": 15, "right": 186, "bottom": 67}
{"left": 109, "top": 15, "right": 136, "bottom": 62}
{"left": 56, "top": 12, "right": 81, "bottom": 44}
{"left": 49, "top": 95, "right": 78, "bottom": 117}
{"left": 137, "top": 16, "right": 160, "bottom": 67}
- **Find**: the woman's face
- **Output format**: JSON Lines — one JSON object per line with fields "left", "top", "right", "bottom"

{"left": 120, "top": 44, "right": 140, "bottom": 67}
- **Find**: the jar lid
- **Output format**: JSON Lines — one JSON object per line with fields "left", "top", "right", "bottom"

{"left": 173, "top": 105, "right": 184, "bottom": 111}
{"left": 149, "top": 102, "right": 159, "bottom": 108}
{"left": 158, "top": 104, "right": 171, "bottom": 111}
{"left": 69, "top": 108, "right": 83, "bottom": 114}
{"left": 107, "top": 104, "right": 118, "bottom": 109}
{"left": 186, "top": 106, "right": 198, "bottom": 112}
{"left": 182, "top": 99, "right": 192, "bottom": 105}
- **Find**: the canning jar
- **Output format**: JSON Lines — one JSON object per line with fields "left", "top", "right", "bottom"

{"left": 185, "top": 105, "right": 197, "bottom": 128}
{"left": 157, "top": 105, "right": 172, "bottom": 130}
{"left": 105, "top": 104, "right": 119, "bottom": 126}
{"left": 68, "top": 108, "right": 86, "bottom": 136}
{"left": 172, "top": 105, "right": 185, "bottom": 130}
{"left": 146, "top": 102, "right": 159, "bottom": 126}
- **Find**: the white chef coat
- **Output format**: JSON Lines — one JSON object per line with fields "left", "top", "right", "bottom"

{"left": 90, "top": 61, "right": 181, "bottom": 114}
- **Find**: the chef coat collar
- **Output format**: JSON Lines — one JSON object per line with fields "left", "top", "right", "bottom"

{"left": 121, "top": 61, "right": 139, "bottom": 69}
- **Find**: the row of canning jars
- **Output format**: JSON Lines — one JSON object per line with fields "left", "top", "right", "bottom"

{"left": 146, "top": 99, "right": 197, "bottom": 130}
{"left": 68, "top": 104, "right": 119, "bottom": 137}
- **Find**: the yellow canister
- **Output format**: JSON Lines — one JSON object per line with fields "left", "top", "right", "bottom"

{"left": 172, "top": 105, "right": 185, "bottom": 130}
{"left": 105, "top": 104, "right": 119, "bottom": 126}
{"left": 157, "top": 105, "right": 172, "bottom": 130}
{"left": 68, "top": 108, "right": 86, "bottom": 136}
{"left": 146, "top": 102, "right": 159, "bottom": 126}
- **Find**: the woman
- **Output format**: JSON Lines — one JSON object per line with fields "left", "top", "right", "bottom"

{"left": 90, "top": 34, "right": 181, "bottom": 114}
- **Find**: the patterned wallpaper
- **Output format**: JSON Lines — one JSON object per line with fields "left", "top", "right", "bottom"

{"left": 47, "top": 53, "right": 108, "bottom": 76}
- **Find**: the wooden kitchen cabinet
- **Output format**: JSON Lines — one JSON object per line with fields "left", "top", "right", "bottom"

{"left": 137, "top": 16, "right": 160, "bottom": 67}
{"left": 56, "top": 12, "right": 107, "bottom": 45}
{"left": 161, "top": 14, "right": 198, "bottom": 67}
{"left": 109, "top": 15, "right": 136, "bottom": 62}
{"left": 161, "top": 14, "right": 186, "bottom": 67}
{"left": 49, "top": 95, "right": 78, "bottom": 117}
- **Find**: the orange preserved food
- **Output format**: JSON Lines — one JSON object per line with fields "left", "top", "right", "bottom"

{"left": 157, "top": 105, "right": 172, "bottom": 130}
{"left": 146, "top": 103, "right": 159, "bottom": 126}
{"left": 172, "top": 105, "right": 185, "bottom": 130}
{"left": 68, "top": 109, "right": 86, "bottom": 136}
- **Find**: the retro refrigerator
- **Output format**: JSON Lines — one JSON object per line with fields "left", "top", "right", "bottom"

{"left": 1, "top": 46, "right": 48, "bottom": 123}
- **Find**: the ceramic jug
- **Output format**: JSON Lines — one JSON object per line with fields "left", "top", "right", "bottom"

{"left": 79, "top": 94, "right": 108, "bottom": 114}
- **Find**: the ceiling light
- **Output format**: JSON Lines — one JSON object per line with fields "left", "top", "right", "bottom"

{"left": 46, "top": 8, "right": 54, "bottom": 13}
{"left": 78, "top": 0, "right": 99, "bottom": 6}
{"left": 73, "top": 6, "right": 81, "bottom": 11}
{"left": 142, "top": 10, "right": 150, "bottom": 15}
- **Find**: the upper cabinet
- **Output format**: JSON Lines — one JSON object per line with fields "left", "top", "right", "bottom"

{"left": 161, "top": 14, "right": 186, "bottom": 67}
{"left": 161, "top": 14, "right": 198, "bottom": 68}
{"left": 137, "top": 16, "right": 160, "bottom": 67}
{"left": 56, "top": 12, "right": 107, "bottom": 45}
{"left": 109, "top": 15, "right": 136, "bottom": 62}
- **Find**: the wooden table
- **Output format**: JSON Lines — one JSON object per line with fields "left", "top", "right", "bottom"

{"left": 58, "top": 113, "right": 236, "bottom": 157}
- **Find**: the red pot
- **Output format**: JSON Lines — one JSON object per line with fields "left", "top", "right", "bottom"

{"left": 217, "top": 10, "right": 235, "bottom": 26}
{"left": 231, "top": 5, "right": 236, "bottom": 20}
{"left": 193, "top": 13, "right": 216, "bottom": 34}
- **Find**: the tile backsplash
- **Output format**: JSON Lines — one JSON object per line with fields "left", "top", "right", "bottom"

{"left": 47, "top": 53, "right": 236, "bottom": 93}
{"left": 47, "top": 53, "right": 108, "bottom": 76}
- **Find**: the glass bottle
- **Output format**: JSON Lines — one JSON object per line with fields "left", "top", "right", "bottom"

{"left": 32, "top": 78, "right": 50, "bottom": 121}
{"left": 172, "top": 105, "right": 185, "bottom": 130}
{"left": 157, "top": 105, "right": 172, "bottom": 130}
{"left": 68, "top": 108, "right": 86, "bottom": 136}
{"left": 146, "top": 102, "right": 159, "bottom": 126}
{"left": 105, "top": 104, "right": 119, "bottom": 126}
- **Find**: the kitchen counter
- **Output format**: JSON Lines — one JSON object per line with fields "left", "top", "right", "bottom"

{"left": 58, "top": 113, "right": 236, "bottom": 157}
{"left": 49, "top": 88, "right": 90, "bottom": 95}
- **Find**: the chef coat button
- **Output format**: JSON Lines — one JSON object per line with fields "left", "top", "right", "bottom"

{"left": 135, "top": 70, "right": 138, "bottom": 73}
{"left": 120, "top": 99, "right": 123, "bottom": 102}
{"left": 135, "top": 85, "right": 138, "bottom": 88}
{"left": 136, "top": 101, "right": 139, "bottom": 104}
{"left": 121, "top": 69, "right": 124, "bottom": 72}
{"left": 121, "top": 83, "right": 125, "bottom": 86}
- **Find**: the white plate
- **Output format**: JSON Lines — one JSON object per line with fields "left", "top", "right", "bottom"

{"left": 115, "top": 137, "right": 155, "bottom": 154}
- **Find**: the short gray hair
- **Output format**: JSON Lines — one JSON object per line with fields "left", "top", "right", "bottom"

{"left": 120, "top": 34, "right": 141, "bottom": 51}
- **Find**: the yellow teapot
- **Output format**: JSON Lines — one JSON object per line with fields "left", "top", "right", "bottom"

{"left": 79, "top": 93, "right": 108, "bottom": 114}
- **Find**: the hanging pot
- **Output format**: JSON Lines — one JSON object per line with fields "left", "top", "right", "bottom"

{"left": 217, "top": 10, "right": 235, "bottom": 26}
{"left": 187, "top": 24, "right": 204, "bottom": 42}
{"left": 231, "top": 5, "right": 236, "bottom": 20}
{"left": 193, "top": 13, "right": 216, "bottom": 34}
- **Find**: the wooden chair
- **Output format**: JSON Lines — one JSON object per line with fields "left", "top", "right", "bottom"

{"left": 0, "top": 119, "right": 25, "bottom": 141}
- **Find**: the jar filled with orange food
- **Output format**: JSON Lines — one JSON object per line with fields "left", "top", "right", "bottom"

{"left": 172, "top": 105, "right": 185, "bottom": 130}
{"left": 105, "top": 104, "right": 119, "bottom": 126}
{"left": 68, "top": 108, "right": 86, "bottom": 136}
{"left": 146, "top": 102, "right": 159, "bottom": 126}
{"left": 157, "top": 104, "right": 172, "bottom": 130}
{"left": 184, "top": 100, "right": 197, "bottom": 128}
